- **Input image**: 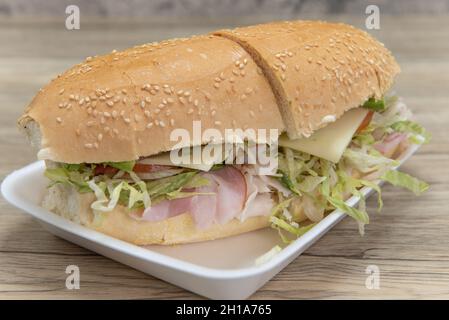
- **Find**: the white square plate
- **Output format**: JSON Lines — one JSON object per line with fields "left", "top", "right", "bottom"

{"left": 1, "top": 144, "right": 420, "bottom": 299}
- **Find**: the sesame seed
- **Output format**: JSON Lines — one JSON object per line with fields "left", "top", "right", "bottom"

{"left": 170, "top": 119, "right": 175, "bottom": 126}
{"left": 214, "top": 83, "right": 220, "bottom": 89}
{"left": 146, "top": 122, "right": 153, "bottom": 129}
{"left": 84, "top": 143, "right": 93, "bottom": 149}
{"left": 124, "top": 118, "right": 131, "bottom": 124}
{"left": 214, "top": 121, "right": 221, "bottom": 126}
{"left": 140, "top": 101, "right": 146, "bottom": 108}
{"left": 107, "top": 101, "right": 114, "bottom": 107}
{"left": 56, "top": 117, "right": 62, "bottom": 123}
{"left": 59, "top": 89, "right": 65, "bottom": 95}
{"left": 187, "top": 108, "right": 194, "bottom": 114}
{"left": 159, "top": 120, "right": 166, "bottom": 127}
{"left": 97, "top": 133, "right": 103, "bottom": 141}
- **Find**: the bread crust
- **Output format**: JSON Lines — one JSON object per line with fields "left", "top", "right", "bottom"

{"left": 214, "top": 20, "right": 400, "bottom": 138}
{"left": 18, "top": 20, "right": 399, "bottom": 163}
{"left": 19, "top": 35, "right": 284, "bottom": 163}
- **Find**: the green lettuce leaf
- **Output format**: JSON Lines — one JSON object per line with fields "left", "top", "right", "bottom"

{"left": 391, "top": 120, "right": 431, "bottom": 144}
{"left": 326, "top": 196, "right": 370, "bottom": 224}
{"left": 105, "top": 161, "right": 136, "bottom": 172}
{"left": 362, "top": 97, "right": 385, "bottom": 112}
{"left": 381, "top": 170, "right": 429, "bottom": 195}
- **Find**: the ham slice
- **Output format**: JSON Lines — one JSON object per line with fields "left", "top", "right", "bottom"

{"left": 374, "top": 132, "right": 407, "bottom": 157}
{"left": 141, "top": 166, "right": 248, "bottom": 229}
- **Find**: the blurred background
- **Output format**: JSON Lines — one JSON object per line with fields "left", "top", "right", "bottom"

{"left": 1, "top": 0, "right": 449, "bottom": 17}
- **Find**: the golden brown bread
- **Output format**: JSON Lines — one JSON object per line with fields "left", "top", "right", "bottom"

{"left": 214, "top": 20, "right": 400, "bottom": 138}
{"left": 19, "top": 35, "right": 284, "bottom": 163}
{"left": 18, "top": 20, "right": 400, "bottom": 163}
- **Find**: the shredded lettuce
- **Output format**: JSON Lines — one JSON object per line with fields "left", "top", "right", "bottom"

{"left": 363, "top": 97, "right": 386, "bottom": 112}
{"left": 381, "top": 170, "right": 429, "bottom": 195}
{"left": 326, "top": 196, "right": 369, "bottom": 224}
{"left": 343, "top": 148, "right": 398, "bottom": 173}
{"left": 391, "top": 120, "right": 431, "bottom": 144}
{"left": 105, "top": 161, "right": 135, "bottom": 172}
{"left": 270, "top": 216, "right": 316, "bottom": 236}
{"left": 269, "top": 97, "right": 429, "bottom": 239}
{"left": 44, "top": 166, "right": 91, "bottom": 193}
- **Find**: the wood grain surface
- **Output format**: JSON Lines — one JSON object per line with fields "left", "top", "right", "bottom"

{"left": 0, "top": 15, "right": 448, "bottom": 299}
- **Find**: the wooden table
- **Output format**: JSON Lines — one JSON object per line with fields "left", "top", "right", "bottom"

{"left": 1, "top": 15, "right": 448, "bottom": 299}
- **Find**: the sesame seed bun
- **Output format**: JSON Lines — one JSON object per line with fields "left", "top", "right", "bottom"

{"left": 214, "top": 20, "right": 400, "bottom": 138}
{"left": 19, "top": 35, "right": 285, "bottom": 163}
{"left": 19, "top": 20, "right": 402, "bottom": 245}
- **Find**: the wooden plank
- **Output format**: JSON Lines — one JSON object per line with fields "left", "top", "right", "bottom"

{"left": 1, "top": 15, "right": 448, "bottom": 299}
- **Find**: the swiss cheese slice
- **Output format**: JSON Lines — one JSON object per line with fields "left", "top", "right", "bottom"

{"left": 138, "top": 144, "right": 233, "bottom": 171}
{"left": 278, "top": 108, "right": 368, "bottom": 163}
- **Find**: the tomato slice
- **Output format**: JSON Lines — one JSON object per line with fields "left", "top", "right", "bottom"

{"left": 133, "top": 163, "right": 173, "bottom": 173}
{"left": 356, "top": 111, "right": 374, "bottom": 133}
{"left": 94, "top": 165, "right": 119, "bottom": 176}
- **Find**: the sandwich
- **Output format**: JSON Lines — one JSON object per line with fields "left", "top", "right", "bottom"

{"left": 18, "top": 20, "right": 429, "bottom": 245}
